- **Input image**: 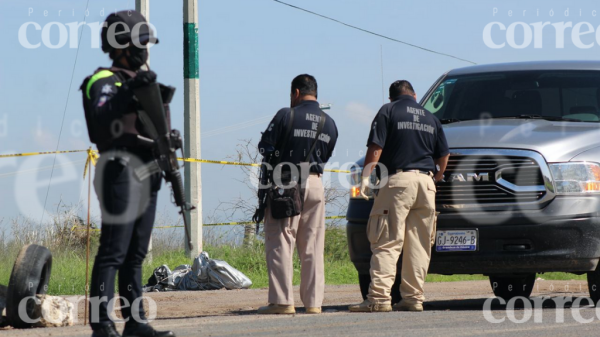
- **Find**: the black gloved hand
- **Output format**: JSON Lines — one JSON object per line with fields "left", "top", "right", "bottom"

{"left": 252, "top": 206, "right": 265, "bottom": 234}
{"left": 128, "top": 70, "right": 157, "bottom": 89}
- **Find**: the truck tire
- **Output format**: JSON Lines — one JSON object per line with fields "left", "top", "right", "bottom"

{"left": 489, "top": 274, "right": 535, "bottom": 300}
{"left": 587, "top": 267, "right": 600, "bottom": 304}
{"left": 6, "top": 244, "right": 52, "bottom": 329}
{"left": 358, "top": 274, "right": 402, "bottom": 305}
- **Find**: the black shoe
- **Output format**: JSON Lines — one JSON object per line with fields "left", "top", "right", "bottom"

{"left": 92, "top": 323, "right": 121, "bottom": 337}
{"left": 122, "top": 323, "right": 175, "bottom": 337}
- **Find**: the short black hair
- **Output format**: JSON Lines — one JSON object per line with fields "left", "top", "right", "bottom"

{"left": 291, "top": 74, "right": 318, "bottom": 98}
{"left": 389, "top": 80, "right": 415, "bottom": 100}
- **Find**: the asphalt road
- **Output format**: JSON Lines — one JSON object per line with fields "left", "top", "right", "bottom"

{"left": 3, "top": 280, "right": 600, "bottom": 336}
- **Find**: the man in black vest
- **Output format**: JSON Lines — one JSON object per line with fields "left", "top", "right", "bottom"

{"left": 81, "top": 10, "right": 174, "bottom": 337}
{"left": 349, "top": 80, "right": 449, "bottom": 313}
{"left": 257, "top": 74, "right": 338, "bottom": 315}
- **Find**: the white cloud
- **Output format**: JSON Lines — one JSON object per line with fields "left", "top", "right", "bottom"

{"left": 345, "top": 102, "right": 375, "bottom": 126}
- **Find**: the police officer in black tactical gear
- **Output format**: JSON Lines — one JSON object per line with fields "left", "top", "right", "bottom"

{"left": 81, "top": 10, "right": 174, "bottom": 337}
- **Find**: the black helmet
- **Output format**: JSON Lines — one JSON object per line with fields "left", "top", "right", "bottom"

{"left": 101, "top": 10, "right": 159, "bottom": 53}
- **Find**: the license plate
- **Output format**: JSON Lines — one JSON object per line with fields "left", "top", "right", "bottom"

{"left": 435, "top": 229, "right": 478, "bottom": 252}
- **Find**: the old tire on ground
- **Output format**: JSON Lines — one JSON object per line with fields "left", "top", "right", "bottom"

{"left": 358, "top": 274, "right": 402, "bottom": 305}
{"left": 587, "top": 266, "right": 600, "bottom": 304}
{"left": 6, "top": 244, "right": 52, "bottom": 329}
{"left": 489, "top": 274, "right": 535, "bottom": 300}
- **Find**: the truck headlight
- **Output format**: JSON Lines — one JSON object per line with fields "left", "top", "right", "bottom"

{"left": 349, "top": 166, "right": 377, "bottom": 199}
{"left": 549, "top": 162, "right": 600, "bottom": 194}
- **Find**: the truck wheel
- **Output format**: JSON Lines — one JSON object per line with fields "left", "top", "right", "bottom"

{"left": 587, "top": 267, "right": 600, "bottom": 304}
{"left": 6, "top": 244, "right": 52, "bottom": 329}
{"left": 358, "top": 274, "right": 402, "bottom": 305}
{"left": 489, "top": 274, "right": 535, "bottom": 300}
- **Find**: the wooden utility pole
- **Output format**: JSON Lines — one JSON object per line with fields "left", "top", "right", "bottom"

{"left": 184, "top": 0, "right": 203, "bottom": 258}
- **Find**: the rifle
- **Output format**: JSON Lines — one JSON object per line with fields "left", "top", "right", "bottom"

{"left": 133, "top": 83, "right": 195, "bottom": 251}
{"left": 252, "top": 108, "right": 296, "bottom": 232}
{"left": 252, "top": 159, "right": 271, "bottom": 233}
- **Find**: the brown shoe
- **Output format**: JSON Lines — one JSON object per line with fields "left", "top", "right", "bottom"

{"left": 348, "top": 300, "right": 392, "bottom": 313}
{"left": 257, "top": 304, "right": 296, "bottom": 314}
{"left": 305, "top": 307, "right": 321, "bottom": 314}
{"left": 393, "top": 300, "right": 423, "bottom": 312}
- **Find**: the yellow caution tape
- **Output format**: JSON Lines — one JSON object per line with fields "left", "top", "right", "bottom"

{"left": 72, "top": 215, "right": 347, "bottom": 231}
{"left": 0, "top": 150, "right": 349, "bottom": 173}
{"left": 11, "top": 150, "right": 347, "bottom": 232}
{"left": 324, "top": 169, "right": 351, "bottom": 173}
{"left": 179, "top": 157, "right": 349, "bottom": 173}
{"left": 83, "top": 147, "right": 99, "bottom": 179}
{"left": 180, "top": 157, "right": 260, "bottom": 167}
{"left": 158, "top": 215, "right": 346, "bottom": 228}
{"left": 0, "top": 149, "right": 88, "bottom": 158}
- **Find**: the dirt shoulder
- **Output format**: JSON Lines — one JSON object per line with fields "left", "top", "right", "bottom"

{"left": 72, "top": 279, "right": 588, "bottom": 323}
{"left": 0, "top": 279, "right": 590, "bottom": 334}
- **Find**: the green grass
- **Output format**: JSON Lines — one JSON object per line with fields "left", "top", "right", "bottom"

{"left": 426, "top": 273, "right": 588, "bottom": 283}
{"left": 0, "top": 227, "right": 358, "bottom": 295}
{"left": 0, "top": 227, "right": 589, "bottom": 295}
{"left": 538, "top": 272, "right": 586, "bottom": 281}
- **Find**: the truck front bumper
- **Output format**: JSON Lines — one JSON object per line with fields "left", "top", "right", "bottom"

{"left": 347, "top": 196, "right": 600, "bottom": 275}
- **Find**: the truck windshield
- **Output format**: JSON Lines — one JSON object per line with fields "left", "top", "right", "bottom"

{"left": 423, "top": 71, "right": 600, "bottom": 123}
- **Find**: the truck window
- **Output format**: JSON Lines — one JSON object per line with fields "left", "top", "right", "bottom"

{"left": 562, "top": 87, "right": 598, "bottom": 118}
{"left": 423, "top": 71, "right": 600, "bottom": 122}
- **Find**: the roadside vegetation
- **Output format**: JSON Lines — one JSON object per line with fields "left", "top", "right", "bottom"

{"left": 0, "top": 140, "right": 589, "bottom": 295}
{"left": 0, "top": 214, "right": 357, "bottom": 295}
{"left": 0, "top": 212, "right": 588, "bottom": 296}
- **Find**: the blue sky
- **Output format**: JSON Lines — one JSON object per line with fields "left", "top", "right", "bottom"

{"left": 1, "top": 0, "right": 599, "bottom": 231}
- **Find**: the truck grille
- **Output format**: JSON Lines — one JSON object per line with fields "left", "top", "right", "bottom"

{"left": 436, "top": 154, "right": 547, "bottom": 206}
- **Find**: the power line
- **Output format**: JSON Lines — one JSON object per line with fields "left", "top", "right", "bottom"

{"left": 40, "top": 0, "right": 91, "bottom": 225}
{"left": 0, "top": 159, "right": 86, "bottom": 179}
{"left": 271, "top": 0, "right": 477, "bottom": 65}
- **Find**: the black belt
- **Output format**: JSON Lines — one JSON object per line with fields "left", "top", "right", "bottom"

{"left": 97, "top": 134, "right": 154, "bottom": 153}
{"left": 98, "top": 147, "right": 155, "bottom": 164}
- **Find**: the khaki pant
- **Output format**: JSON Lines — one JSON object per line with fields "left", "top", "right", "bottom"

{"left": 264, "top": 174, "right": 325, "bottom": 307}
{"left": 367, "top": 171, "right": 437, "bottom": 305}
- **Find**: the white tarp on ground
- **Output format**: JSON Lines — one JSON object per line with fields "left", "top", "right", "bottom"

{"left": 143, "top": 252, "right": 252, "bottom": 292}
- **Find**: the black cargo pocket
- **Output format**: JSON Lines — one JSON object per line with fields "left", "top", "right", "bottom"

{"left": 367, "top": 210, "right": 389, "bottom": 244}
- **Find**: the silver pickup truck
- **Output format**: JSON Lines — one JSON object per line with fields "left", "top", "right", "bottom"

{"left": 346, "top": 60, "right": 600, "bottom": 303}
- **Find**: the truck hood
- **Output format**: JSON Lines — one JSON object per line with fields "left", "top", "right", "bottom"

{"left": 444, "top": 119, "right": 600, "bottom": 162}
